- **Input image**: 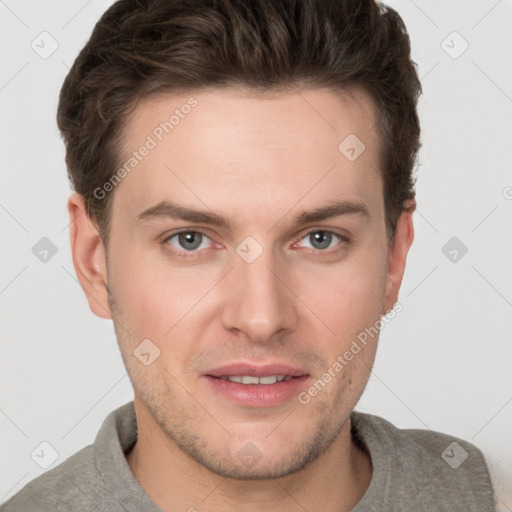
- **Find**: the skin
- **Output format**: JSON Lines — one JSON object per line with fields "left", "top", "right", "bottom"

{"left": 68, "top": 87, "right": 415, "bottom": 512}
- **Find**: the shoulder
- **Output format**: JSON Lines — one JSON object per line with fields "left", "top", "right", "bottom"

{"left": 1, "top": 445, "right": 104, "bottom": 512}
{"left": 351, "top": 411, "right": 496, "bottom": 511}
{"left": 353, "top": 411, "right": 487, "bottom": 466}
{"left": 1, "top": 402, "right": 138, "bottom": 512}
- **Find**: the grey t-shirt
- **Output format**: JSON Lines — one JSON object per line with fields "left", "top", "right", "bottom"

{"left": 1, "top": 402, "right": 496, "bottom": 511}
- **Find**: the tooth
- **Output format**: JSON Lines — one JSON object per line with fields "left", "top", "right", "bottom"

{"left": 241, "top": 376, "right": 260, "bottom": 385}
{"left": 259, "top": 375, "right": 278, "bottom": 385}
{"left": 223, "top": 375, "right": 292, "bottom": 384}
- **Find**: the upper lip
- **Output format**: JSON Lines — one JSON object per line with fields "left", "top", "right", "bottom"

{"left": 205, "top": 362, "right": 309, "bottom": 378}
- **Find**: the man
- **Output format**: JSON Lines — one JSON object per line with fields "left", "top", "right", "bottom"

{"left": 2, "top": 0, "right": 495, "bottom": 510}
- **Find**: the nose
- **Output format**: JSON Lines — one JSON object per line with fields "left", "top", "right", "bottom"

{"left": 220, "top": 246, "right": 299, "bottom": 344}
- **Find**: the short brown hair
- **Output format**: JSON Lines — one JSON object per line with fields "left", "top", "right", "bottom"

{"left": 57, "top": 0, "right": 421, "bottom": 247}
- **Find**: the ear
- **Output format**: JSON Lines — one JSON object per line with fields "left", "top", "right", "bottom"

{"left": 382, "top": 200, "right": 416, "bottom": 314}
{"left": 67, "top": 193, "right": 112, "bottom": 319}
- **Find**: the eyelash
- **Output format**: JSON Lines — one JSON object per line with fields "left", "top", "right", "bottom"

{"left": 161, "top": 228, "right": 350, "bottom": 259}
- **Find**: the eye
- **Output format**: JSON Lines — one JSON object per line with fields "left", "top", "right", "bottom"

{"left": 165, "top": 230, "right": 213, "bottom": 252}
{"left": 162, "top": 228, "right": 348, "bottom": 259}
{"left": 299, "top": 230, "right": 345, "bottom": 251}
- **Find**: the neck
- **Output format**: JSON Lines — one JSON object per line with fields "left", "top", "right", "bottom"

{"left": 126, "top": 399, "right": 372, "bottom": 512}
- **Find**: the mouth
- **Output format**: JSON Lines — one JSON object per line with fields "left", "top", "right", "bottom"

{"left": 203, "top": 363, "right": 310, "bottom": 407}
{"left": 213, "top": 375, "right": 296, "bottom": 384}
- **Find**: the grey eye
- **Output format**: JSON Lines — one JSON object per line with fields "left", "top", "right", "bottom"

{"left": 168, "top": 231, "right": 210, "bottom": 251}
{"left": 306, "top": 231, "right": 335, "bottom": 250}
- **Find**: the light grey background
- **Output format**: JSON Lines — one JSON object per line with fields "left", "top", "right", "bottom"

{"left": 1, "top": 0, "right": 511, "bottom": 508}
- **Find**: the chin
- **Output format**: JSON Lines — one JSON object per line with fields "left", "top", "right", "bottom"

{"left": 167, "top": 416, "right": 343, "bottom": 481}
{"left": 191, "top": 446, "right": 319, "bottom": 481}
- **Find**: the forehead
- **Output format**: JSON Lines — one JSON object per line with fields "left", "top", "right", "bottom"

{"left": 113, "top": 87, "right": 383, "bottom": 227}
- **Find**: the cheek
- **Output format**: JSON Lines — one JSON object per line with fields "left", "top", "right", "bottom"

{"left": 109, "top": 249, "right": 205, "bottom": 333}
{"left": 299, "top": 248, "right": 387, "bottom": 342}
{"left": 108, "top": 224, "right": 387, "bottom": 349}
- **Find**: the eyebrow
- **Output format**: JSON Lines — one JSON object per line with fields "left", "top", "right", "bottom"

{"left": 135, "top": 199, "right": 370, "bottom": 230}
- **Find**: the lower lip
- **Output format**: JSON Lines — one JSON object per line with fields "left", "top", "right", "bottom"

{"left": 203, "top": 375, "right": 310, "bottom": 407}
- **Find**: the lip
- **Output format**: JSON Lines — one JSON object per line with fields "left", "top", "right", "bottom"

{"left": 203, "top": 362, "right": 310, "bottom": 407}
{"left": 205, "top": 362, "right": 308, "bottom": 378}
{"left": 203, "top": 375, "right": 310, "bottom": 407}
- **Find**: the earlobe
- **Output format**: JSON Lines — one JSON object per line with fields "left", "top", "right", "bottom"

{"left": 382, "top": 200, "right": 416, "bottom": 314}
{"left": 67, "top": 193, "right": 112, "bottom": 319}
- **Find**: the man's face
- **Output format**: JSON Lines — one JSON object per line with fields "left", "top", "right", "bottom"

{"left": 95, "top": 87, "right": 402, "bottom": 478}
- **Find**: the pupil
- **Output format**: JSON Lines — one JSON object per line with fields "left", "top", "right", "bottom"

{"left": 179, "top": 232, "right": 202, "bottom": 250}
{"left": 311, "top": 231, "right": 331, "bottom": 249}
